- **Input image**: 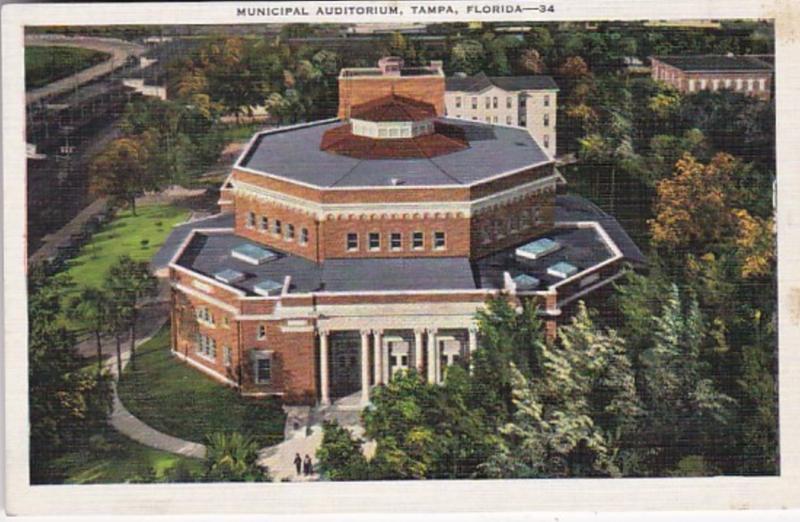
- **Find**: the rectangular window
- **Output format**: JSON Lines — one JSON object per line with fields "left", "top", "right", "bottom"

{"left": 688, "top": 79, "right": 695, "bottom": 92}
{"left": 273, "top": 219, "right": 282, "bottom": 235}
{"left": 471, "top": 97, "right": 477, "bottom": 109}
{"left": 519, "top": 116, "right": 526, "bottom": 127}
{"left": 492, "top": 96, "right": 498, "bottom": 109}
{"left": 472, "top": 116, "right": 478, "bottom": 121}
{"left": 257, "top": 323, "right": 266, "bottom": 340}
{"left": 544, "top": 94, "right": 550, "bottom": 107}
{"left": 300, "top": 228, "right": 309, "bottom": 245}
{"left": 412, "top": 231, "right": 424, "bottom": 250}
{"left": 196, "top": 334, "right": 216, "bottom": 360}
{"left": 259, "top": 216, "right": 268, "bottom": 231}
{"left": 286, "top": 223, "right": 295, "bottom": 240}
{"left": 196, "top": 307, "right": 214, "bottom": 326}
{"left": 455, "top": 96, "right": 461, "bottom": 108}
{"left": 390, "top": 232, "right": 402, "bottom": 250}
{"left": 346, "top": 233, "right": 358, "bottom": 251}
{"left": 223, "top": 346, "right": 232, "bottom": 367}
{"left": 222, "top": 315, "right": 230, "bottom": 329}
{"left": 246, "top": 212, "right": 255, "bottom": 228}
{"left": 434, "top": 231, "right": 446, "bottom": 250}
{"left": 759, "top": 78, "right": 766, "bottom": 91}
{"left": 253, "top": 352, "right": 272, "bottom": 384}
{"left": 485, "top": 96, "right": 490, "bottom": 109}
{"left": 543, "top": 113, "right": 550, "bottom": 127}
{"left": 544, "top": 134, "right": 550, "bottom": 149}
{"left": 520, "top": 97, "right": 527, "bottom": 108}
{"left": 506, "top": 96, "right": 512, "bottom": 109}
{"left": 506, "top": 115, "right": 512, "bottom": 125}
{"left": 369, "top": 232, "right": 380, "bottom": 251}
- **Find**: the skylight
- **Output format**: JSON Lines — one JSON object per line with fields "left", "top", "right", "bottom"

{"left": 513, "top": 273, "right": 540, "bottom": 290}
{"left": 516, "top": 238, "right": 561, "bottom": 261}
{"left": 214, "top": 268, "right": 246, "bottom": 284}
{"left": 231, "top": 243, "right": 276, "bottom": 265}
{"left": 547, "top": 261, "right": 579, "bottom": 279}
{"left": 253, "top": 278, "right": 283, "bottom": 297}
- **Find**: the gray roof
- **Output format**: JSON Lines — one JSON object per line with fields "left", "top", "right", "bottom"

{"left": 446, "top": 72, "right": 559, "bottom": 92}
{"left": 321, "top": 257, "right": 477, "bottom": 292}
{"left": 238, "top": 118, "right": 550, "bottom": 188}
{"left": 151, "top": 213, "right": 235, "bottom": 271}
{"left": 652, "top": 55, "right": 773, "bottom": 72}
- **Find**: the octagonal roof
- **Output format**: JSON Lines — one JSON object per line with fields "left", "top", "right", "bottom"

{"left": 236, "top": 117, "right": 552, "bottom": 189}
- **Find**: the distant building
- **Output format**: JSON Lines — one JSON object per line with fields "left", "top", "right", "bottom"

{"left": 444, "top": 72, "right": 558, "bottom": 156}
{"left": 650, "top": 55, "right": 773, "bottom": 100}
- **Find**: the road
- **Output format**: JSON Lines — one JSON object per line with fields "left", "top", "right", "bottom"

{"left": 25, "top": 34, "right": 146, "bottom": 105}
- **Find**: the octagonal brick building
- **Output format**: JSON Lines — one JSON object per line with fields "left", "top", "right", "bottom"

{"left": 157, "top": 57, "right": 644, "bottom": 406}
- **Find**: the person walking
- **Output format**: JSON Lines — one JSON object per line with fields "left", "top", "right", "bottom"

{"left": 293, "top": 453, "right": 302, "bottom": 475}
{"left": 303, "top": 454, "right": 312, "bottom": 476}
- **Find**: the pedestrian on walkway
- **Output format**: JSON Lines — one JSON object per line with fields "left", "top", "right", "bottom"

{"left": 303, "top": 454, "right": 312, "bottom": 476}
{"left": 294, "top": 453, "right": 302, "bottom": 475}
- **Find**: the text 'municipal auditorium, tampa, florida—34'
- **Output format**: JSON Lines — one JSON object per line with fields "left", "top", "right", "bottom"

{"left": 154, "top": 57, "right": 643, "bottom": 406}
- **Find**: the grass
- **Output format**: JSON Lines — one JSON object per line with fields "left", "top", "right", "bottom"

{"left": 25, "top": 45, "right": 110, "bottom": 90}
{"left": 118, "top": 326, "right": 286, "bottom": 448}
{"left": 38, "top": 426, "right": 204, "bottom": 484}
{"left": 62, "top": 203, "right": 189, "bottom": 296}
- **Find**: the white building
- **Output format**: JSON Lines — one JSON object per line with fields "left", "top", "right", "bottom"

{"left": 445, "top": 72, "right": 559, "bottom": 156}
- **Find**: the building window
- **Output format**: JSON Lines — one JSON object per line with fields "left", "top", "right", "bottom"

{"left": 455, "top": 96, "right": 461, "bottom": 108}
{"left": 253, "top": 351, "right": 272, "bottom": 384}
{"left": 725, "top": 78, "right": 732, "bottom": 88}
{"left": 736, "top": 78, "right": 743, "bottom": 90}
{"left": 506, "top": 96, "right": 512, "bottom": 109}
{"left": 273, "top": 219, "right": 282, "bottom": 235}
{"left": 520, "top": 97, "right": 527, "bottom": 108}
{"left": 412, "top": 231, "right": 424, "bottom": 250}
{"left": 472, "top": 116, "right": 478, "bottom": 121}
{"left": 544, "top": 134, "right": 550, "bottom": 149}
{"left": 223, "top": 346, "right": 232, "bottom": 367}
{"left": 300, "top": 228, "right": 309, "bottom": 245}
{"left": 506, "top": 115, "right": 512, "bottom": 125}
{"left": 492, "top": 96, "right": 498, "bottom": 109}
{"left": 486, "top": 116, "right": 491, "bottom": 123}
{"left": 257, "top": 323, "right": 267, "bottom": 340}
{"left": 543, "top": 113, "right": 550, "bottom": 127}
{"left": 434, "top": 231, "right": 446, "bottom": 250}
{"left": 544, "top": 94, "right": 550, "bottom": 107}
{"left": 259, "top": 216, "right": 268, "bottom": 232}
{"left": 347, "top": 233, "right": 358, "bottom": 251}
{"left": 222, "top": 315, "right": 230, "bottom": 329}
{"left": 471, "top": 97, "right": 477, "bottom": 109}
{"left": 196, "top": 307, "right": 214, "bottom": 326}
{"left": 286, "top": 223, "right": 295, "bottom": 241}
{"left": 688, "top": 79, "right": 695, "bottom": 92}
{"left": 390, "top": 232, "right": 402, "bottom": 250}
{"left": 369, "top": 232, "right": 380, "bottom": 251}
{"left": 246, "top": 212, "right": 255, "bottom": 229}
{"left": 485, "top": 96, "right": 490, "bottom": 109}
{"left": 519, "top": 116, "right": 526, "bottom": 126}
{"left": 196, "top": 334, "right": 216, "bottom": 360}
{"left": 759, "top": 78, "right": 766, "bottom": 91}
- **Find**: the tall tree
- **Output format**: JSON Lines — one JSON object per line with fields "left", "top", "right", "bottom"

{"left": 105, "top": 256, "right": 159, "bottom": 365}
{"left": 68, "top": 287, "right": 110, "bottom": 376}
{"left": 89, "top": 137, "right": 151, "bottom": 215}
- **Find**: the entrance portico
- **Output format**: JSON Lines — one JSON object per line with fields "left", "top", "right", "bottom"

{"left": 317, "top": 324, "right": 479, "bottom": 406}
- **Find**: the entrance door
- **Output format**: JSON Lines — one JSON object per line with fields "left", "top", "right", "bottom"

{"left": 329, "top": 332, "right": 362, "bottom": 399}
{"left": 388, "top": 340, "right": 410, "bottom": 377}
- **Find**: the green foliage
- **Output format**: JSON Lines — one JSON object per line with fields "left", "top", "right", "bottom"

{"left": 204, "top": 432, "right": 269, "bottom": 482}
{"left": 25, "top": 45, "right": 109, "bottom": 89}
{"left": 316, "top": 421, "right": 369, "bottom": 481}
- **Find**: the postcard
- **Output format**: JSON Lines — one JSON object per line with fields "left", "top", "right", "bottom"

{"left": 2, "top": 0, "right": 799, "bottom": 516}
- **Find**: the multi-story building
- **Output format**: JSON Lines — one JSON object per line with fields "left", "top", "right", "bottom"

{"left": 444, "top": 72, "right": 559, "bottom": 156}
{"left": 154, "top": 57, "right": 642, "bottom": 407}
{"left": 650, "top": 55, "right": 773, "bottom": 100}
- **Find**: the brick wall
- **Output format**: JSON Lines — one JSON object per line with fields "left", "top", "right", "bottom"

{"left": 236, "top": 195, "right": 320, "bottom": 261}
{"left": 338, "top": 76, "right": 445, "bottom": 119}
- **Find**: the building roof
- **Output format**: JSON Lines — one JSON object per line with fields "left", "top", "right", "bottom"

{"left": 319, "top": 120, "right": 469, "bottom": 160}
{"left": 350, "top": 94, "right": 436, "bottom": 122}
{"left": 150, "top": 213, "right": 235, "bottom": 272}
{"left": 238, "top": 118, "right": 551, "bottom": 188}
{"left": 445, "top": 72, "right": 559, "bottom": 92}
{"left": 652, "top": 55, "right": 773, "bottom": 72}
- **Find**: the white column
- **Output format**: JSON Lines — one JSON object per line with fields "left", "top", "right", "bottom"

{"left": 414, "top": 328, "right": 424, "bottom": 373}
{"left": 468, "top": 327, "right": 478, "bottom": 372}
{"left": 380, "top": 332, "right": 390, "bottom": 384}
{"left": 360, "top": 330, "right": 370, "bottom": 405}
{"left": 372, "top": 330, "right": 382, "bottom": 385}
{"left": 319, "top": 329, "right": 330, "bottom": 406}
{"left": 426, "top": 329, "right": 437, "bottom": 384}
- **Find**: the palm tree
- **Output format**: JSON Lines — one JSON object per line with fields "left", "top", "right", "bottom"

{"left": 204, "top": 432, "right": 268, "bottom": 482}
{"left": 68, "top": 287, "right": 110, "bottom": 376}
{"left": 104, "top": 291, "right": 132, "bottom": 378}
{"left": 106, "top": 255, "right": 158, "bottom": 365}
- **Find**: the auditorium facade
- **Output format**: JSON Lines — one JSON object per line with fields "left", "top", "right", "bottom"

{"left": 156, "top": 57, "right": 643, "bottom": 406}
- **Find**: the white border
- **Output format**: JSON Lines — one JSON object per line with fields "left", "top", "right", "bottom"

{"left": 3, "top": 0, "right": 798, "bottom": 517}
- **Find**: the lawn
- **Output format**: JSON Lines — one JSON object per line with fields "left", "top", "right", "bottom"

{"left": 63, "top": 203, "right": 189, "bottom": 297}
{"left": 25, "top": 45, "right": 110, "bottom": 90}
{"left": 38, "top": 425, "right": 204, "bottom": 484}
{"left": 118, "top": 326, "right": 286, "bottom": 448}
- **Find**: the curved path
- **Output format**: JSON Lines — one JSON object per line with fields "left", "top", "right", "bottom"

{"left": 104, "top": 316, "right": 207, "bottom": 459}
